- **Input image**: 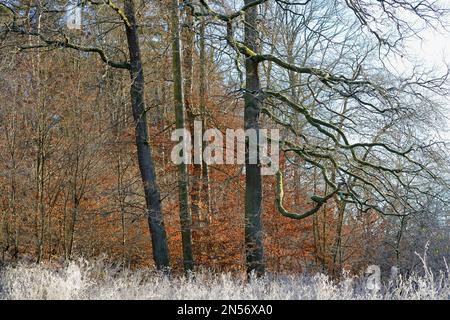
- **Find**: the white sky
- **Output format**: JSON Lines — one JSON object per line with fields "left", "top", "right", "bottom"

{"left": 387, "top": 26, "right": 450, "bottom": 75}
{"left": 384, "top": 17, "right": 450, "bottom": 141}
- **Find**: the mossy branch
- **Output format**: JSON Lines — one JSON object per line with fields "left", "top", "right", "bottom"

{"left": 104, "top": 0, "right": 131, "bottom": 28}
{"left": 275, "top": 170, "right": 338, "bottom": 220}
{"left": 11, "top": 27, "right": 130, "bottom": 69}
{"left": 193, "top": 0, "right": 269, "bottom": 22}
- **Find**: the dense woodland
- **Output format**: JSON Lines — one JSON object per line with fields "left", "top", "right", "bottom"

{"left": 0, "top": 0, "right": 450, "bottom": 279}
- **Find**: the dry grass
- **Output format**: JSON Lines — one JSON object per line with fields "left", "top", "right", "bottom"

{"left": 1, "top": 254, "right": 449, "bottom": 300}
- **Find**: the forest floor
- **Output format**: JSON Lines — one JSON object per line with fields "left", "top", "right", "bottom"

{"left": 0, "top": 257, "right": 449, "bottom": 300}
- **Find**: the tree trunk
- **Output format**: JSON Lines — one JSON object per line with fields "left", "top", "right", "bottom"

{"left": 199, "top": 16, "right": 211, "bottom": 221}
{"left": 124, "top": 0, "right": 170, "bottom": 270}
{"left": 244, "top": 1, "right": 265, "bottom": 277}
{"left": 332, "top": 201, "right": 346, "bottom": 278}
{"left": 171, "top": 0, "right": 194, "bottom": 272}
{"left": 182, "top": 9, "right": 202, "bottom": 228}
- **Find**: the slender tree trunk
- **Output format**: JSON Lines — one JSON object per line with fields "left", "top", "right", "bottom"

{"left": 171, "top": 0, "right": 194, "bottom": 272}
{"left": 6, "top": 99, "right": 19, "bottom": 260}
{"left": 311, "top": 167, "right": 322, "bottom": 269}
{"left": 331, "top": 100, "right": 349, "bottom": 276}
{"left": 123, "top": 0, "right": 170, "bottom": 270}
{"left": 182, "top": 9, "right": 202, "bottom": 228}
{"left": 332, "top": 201, "right": 346, "bottom": 278}
{"left": 32, "top": 0, "right": 45, "bottom": 264}
{"left": 183, "top": 7, "right": 206, "bottom": 264}
{"left": 244, "top": 1, "right": 265, "bottom": 277}
{"left": 321, "top": 184, "right": 328, "bottom": 270}
{"left": 395, "top": 215, "right": 407, "bottom": 266}
{"left": 199, "top": 16, "right": 211, "bottom": 221}
{"left": 35, "top": 108, "right": 46, "bottom": 263}
{"left": 116, "top": 152, "right": 128, "bottom": 267}
{"left": 66, "top": 152, "right": 79, "bottom": 260}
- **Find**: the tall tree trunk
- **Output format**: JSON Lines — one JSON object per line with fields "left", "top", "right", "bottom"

{"left": 244, "top": 1, "right": 265, "bottom": 277}
{"left": 31, "top": 0, "right": 45, "bottom": 264}
{"left": 123, "top": 0, "right": 170, "bottom": 270}
{"left": 171, "top": 0, "right": 194, "bottom": 272}
{"left": 331, "top": 100, "right": 349, "bottom": 277}
{"left": 182, "top": 9, "right": 202, "bottom": 228}
{"left": 199, "top": 16, "right": 211, "bottom": 221}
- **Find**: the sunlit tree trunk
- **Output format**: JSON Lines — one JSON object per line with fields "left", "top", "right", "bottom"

{"left": 171, "top": 0, "right": 194, "bottom": 272}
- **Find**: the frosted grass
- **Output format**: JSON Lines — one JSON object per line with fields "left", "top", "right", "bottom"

{"left": 0, "top": 257, "right": 449, "bottom": 300}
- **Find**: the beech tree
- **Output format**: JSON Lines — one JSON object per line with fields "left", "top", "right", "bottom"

{"left": 188, "top": 0, "right": 450, "bottom": 276}
{"left": 1, "top": 0, "right": 449, "bottom": 277}
{"left": 0, "top": 0, "right": 170, "bottom": 269}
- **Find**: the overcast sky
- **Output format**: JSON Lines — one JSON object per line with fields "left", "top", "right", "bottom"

{"left": 388, "top": 26, "right": 450, "bottom": 75}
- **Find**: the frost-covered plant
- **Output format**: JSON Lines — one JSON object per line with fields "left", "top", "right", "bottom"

{"left": 0, "top": 254, "right": 449, "bottom": 300}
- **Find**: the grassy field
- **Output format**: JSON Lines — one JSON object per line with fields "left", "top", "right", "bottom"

{"left": 1, "top": 257, "right": 449, "bottom": 300}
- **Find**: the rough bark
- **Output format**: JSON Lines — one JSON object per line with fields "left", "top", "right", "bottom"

{"left": 244, "top": 1, "right": 265, "bottom": 277}
{"left": 124, "top": 0, "right": 170, "bottom": 270}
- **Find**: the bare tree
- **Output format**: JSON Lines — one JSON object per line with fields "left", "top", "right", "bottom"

{"left": 0, "top": 0, "right": 171, "bottom": 269}
{"left": 189, "top": 0, "right": 449, "bottom": 275}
